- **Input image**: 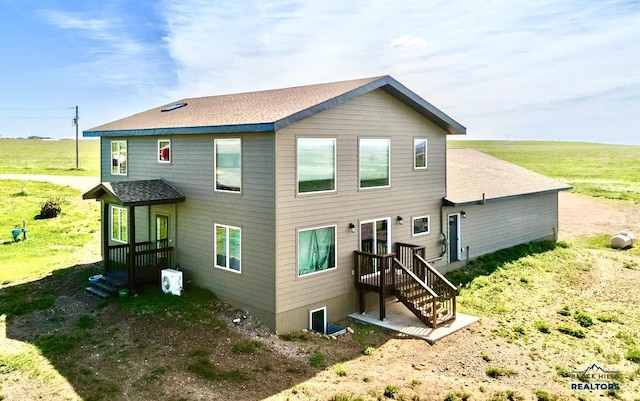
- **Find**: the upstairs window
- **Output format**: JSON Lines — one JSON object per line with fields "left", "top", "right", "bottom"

{"left": 359, "top": 138, "right": 390, "bottom": 188}
{"left": 215, "top": 138, "right": 241, "bottom": 192}
{"left": 111, "top": 140, "right": 127, "bottom": 175}
{"left": 214, "top": 224, "right": 241, "bottom": 272}
{"left": 111, "top": 206, "right": 128, "bottom": 243}
{"left": 158, "top": 139, "right": 171, "bottom": 163}
{"left": 297, "top": 138, "right": 336, "bottom": 194}
{"left": 414, "top": 139, "right": 428, "bottom": 169}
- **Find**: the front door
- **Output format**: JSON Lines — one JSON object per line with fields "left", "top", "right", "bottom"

{"left": 156, "top": 214, "right": 169, "bottom": 248}
{"left": 448, "top": 213, "right": 461, "bottom": 262}
{"left": 360, "top": 218, "right": 390, "bottom": 255}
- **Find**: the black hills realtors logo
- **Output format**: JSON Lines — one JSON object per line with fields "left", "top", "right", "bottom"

{"left": 571, "top": 363, "right": 621, "bottom": 391}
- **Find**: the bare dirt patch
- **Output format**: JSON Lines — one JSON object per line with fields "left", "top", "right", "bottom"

{"left": 2, "top": 191, "right": 640, "bottom": 401}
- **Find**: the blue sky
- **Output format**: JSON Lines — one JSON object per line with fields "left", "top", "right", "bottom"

{"left": 1, "top": 0, "right": 638, "bottom": 144}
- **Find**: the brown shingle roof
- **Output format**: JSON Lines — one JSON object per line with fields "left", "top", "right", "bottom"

{"left": 83, "top": 179, "right": 185, "bottom": 206}
{"left": 445, "top": 148, "right": 571, "bottom": 206}
{"left": 85, "top": 75, "right": 466, "bottom": 136}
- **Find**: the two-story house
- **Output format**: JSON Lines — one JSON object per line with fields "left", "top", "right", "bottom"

{"left": 83, "top": 75, "right": 568, "bottom": 333}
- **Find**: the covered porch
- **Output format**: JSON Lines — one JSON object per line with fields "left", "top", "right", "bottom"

{"left": 83, "top": 179, "right": 185, "bottom": 291}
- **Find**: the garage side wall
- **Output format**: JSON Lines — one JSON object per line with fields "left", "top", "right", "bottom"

{"left": 442, "top": 192, "right": 559, "bottom": 271}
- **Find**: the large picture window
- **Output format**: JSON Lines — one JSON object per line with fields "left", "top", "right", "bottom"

{"left": 297, "top": 138, "right": 336, "bottom": 194}
{"left": 414, "top": 139, "right": 427, "bottom": 169}
{"left": 158, "top": 139, "right": 171, "bottom": 163}
{"left": 111, "top": 141, "right": 127, "bottom": 175}
{"left": 298, "top": 225, "right": 336, "bottom": 276}
{"left": 412, "top": 215, "right": 430, "bottom": 236}
{"left": 215, "top": 138, "right": 241, "bottom": 192}
{"left": 111, "top": 206, "right": 128, "bottom": 243}
{"left": 215, "top": 224, "right": 241, "bottom": 272}
{"left": 359, "top": 138, "right": 390, "bottom": 188}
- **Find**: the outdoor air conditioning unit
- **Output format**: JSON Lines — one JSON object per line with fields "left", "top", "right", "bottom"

{"left": 161, "top": 268, "right": 183, "bottom": 296}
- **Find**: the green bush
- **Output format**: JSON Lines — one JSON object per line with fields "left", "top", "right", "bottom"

{"left": 485, "top": 366, "right": 518, "bottom": 378}
{"left": 231, "top": 339, "right": 262, "bottom": 354}
{"left": 383, "top": 384, "right": 398, "bottom": 398}
{"left": 627, "top": 348, "right": 640, "bottom": 363}
{"left": 558, "top": 325, "right": 585, "bottom": 338}
{"left": 574, "top": 311, "right": 594, "bottom": 328}
{"left": 557, "top": 305, "right": 571, "bottom": 316}
{"left": 39, "top": 196, "right": 62, "bottom": 218}
{"left": 309, "top": 352, "right": 325, "bottom": 368}
{"left": 534, "top": 320, "right": 550, "bottom": 334}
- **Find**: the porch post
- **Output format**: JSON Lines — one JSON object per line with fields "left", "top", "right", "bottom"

{"left": 379, "top": 255, "right": 386, "bottom": 321}
{"left": 128, "top": 206, "right": 136, "bottom": 291}
{"left": 102, "top": 202, "right": 110, "bottom": 273}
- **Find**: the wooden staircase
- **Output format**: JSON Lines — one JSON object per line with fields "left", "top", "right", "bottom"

{"left": 85, "top": 274, "right": 127, "bottom": 299}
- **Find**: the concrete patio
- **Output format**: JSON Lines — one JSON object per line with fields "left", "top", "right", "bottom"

{"left": 349, "top": 298, "right": 480, "bottom": 344}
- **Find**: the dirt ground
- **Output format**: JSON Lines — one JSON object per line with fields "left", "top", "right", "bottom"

{"left": 1, "top": 190, "right": 640, "bottom": 401}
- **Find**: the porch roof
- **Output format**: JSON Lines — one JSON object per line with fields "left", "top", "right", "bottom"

{"left": 82, "top": 179, "right": 185, "bottom": 206}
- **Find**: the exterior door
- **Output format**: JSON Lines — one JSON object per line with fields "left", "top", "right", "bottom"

{"left": 448, "top": 213, "right": 461, "bottom": 262}
{"left": 156, "top": 214, "right": 169, "bottom": 248}
{"left": 360, "top": 218, "right": 390, "bottom": 255}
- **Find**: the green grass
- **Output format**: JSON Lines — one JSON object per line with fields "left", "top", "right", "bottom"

{"left": 448, "top": 140, "right": 640, "bottom": 203}
{"left": 0, "top": 138, "right": 99, "bottom": 176}
{"left": 0, "top": 180, "right": 100, "bottom": 285}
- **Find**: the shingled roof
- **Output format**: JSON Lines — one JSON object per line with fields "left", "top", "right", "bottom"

{"left": 83, "top": 179, "right": 185, "bottom": 206}
{"left": 445, "top": 148, "right": 571, "bottom": 206}
{"left": 84, "top": 75, "right": 465, "bottom": 137}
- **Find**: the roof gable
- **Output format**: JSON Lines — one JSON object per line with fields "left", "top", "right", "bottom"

{"left": 83, "top": 179, "right": 186, "bottom": 207}
{"left": 84, "top": 76, "right": 465, "bottom": 137}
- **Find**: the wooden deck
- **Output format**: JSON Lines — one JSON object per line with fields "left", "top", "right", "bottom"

{"left": 104, "top": 240, "right": 174, "bottom": 289}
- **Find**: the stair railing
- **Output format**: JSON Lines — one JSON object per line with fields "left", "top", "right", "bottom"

{"left": 392, "top": 257, "right": 439, "bottom": 328}
{"left": 414, "top": 254, "right": 458, "bottom": 323}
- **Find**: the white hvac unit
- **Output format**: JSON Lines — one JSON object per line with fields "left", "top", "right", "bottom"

{"left": 161, "top": 268, "right": 183, "bottom": 296}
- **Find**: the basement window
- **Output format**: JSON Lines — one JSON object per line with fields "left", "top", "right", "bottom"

{"left": 161, "top": 103, "right": 187, "bottom": 112}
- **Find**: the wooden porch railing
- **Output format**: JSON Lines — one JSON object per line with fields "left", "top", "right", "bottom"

{"left": 392, "top": 257, "right": 440, "bottom": 327}
{"left": 105, "top": 241, "right": 173, "bottom": 287}
{"left": 355, "top": 244, "right": 458, "bottom": 328}
{"left": 413, "top": 254, "right": 457, "bottom": 324}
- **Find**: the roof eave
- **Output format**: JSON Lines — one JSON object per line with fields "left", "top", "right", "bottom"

{"left": 443, "top": 186, "right": 572, "bottom": 207}
{"left": 83, "top": 123, "right": 275, "bottom": 138}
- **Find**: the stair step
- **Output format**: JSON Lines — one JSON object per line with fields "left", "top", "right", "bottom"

{"left": 101, "top": 275, "right": 127, "bottom": 288}
{"left": 85, "top": 286, "right": 110, "bottom": 299}
{"left": 93, "top": 280, "right": 118, "bottom": 294}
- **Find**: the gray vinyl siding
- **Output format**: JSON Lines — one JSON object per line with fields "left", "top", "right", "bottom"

{"left": 274, "top": 89, "right": 448, "bottom": 316}
{"left": 101, "top": 134, "right": 277, "bottom": 327}
{"left": 445, "top": 192, "right": 559, "bottom": 262}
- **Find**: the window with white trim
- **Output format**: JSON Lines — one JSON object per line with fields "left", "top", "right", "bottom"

{"left": 111, "top": 206, "right": 128, "bottom": 243}
{"left": 298, "top": 225, "right": 336, "bottom": 276}
{"left": 414, "top": 138, "right": 427, "bottom": 169}
{"left": 158, "top": 139, "right": 171, "bottom": 163}
{"left": 215, "top": 138, "right": 241, "bottom": 192}
{"left": 215, "top": 224, "right": 241, "bottom": 272}
{"left": 359, "top": 138, "right": 390, "bottom": 188}
{"left": 111, "top": 140, "right": 127, "bottom": 175}
{"left": 297, "top": 138, "right": 336, "bottom": 194}
{"left": 412, "top": 215, "right": 430, "bottom": 236}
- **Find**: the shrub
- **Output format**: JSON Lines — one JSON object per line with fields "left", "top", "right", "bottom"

{"left": 363, "top": 346, "right": 376, "bottom": 355}
{"left": 627, "top": 348, "right": 640, "bottom": 363}
{"left": 39, "top": 196, "right": 62, "bottom": 218}
{"left": 555, "top": 366, "right": 571, "bottom": 377}
{"left": 558, "top": 325, "right": 585, "bottom": 338}
{"left": 481, "top": 352, "right": 492, "bottom": 362}
{"left": 383, "top": 384, "right": 398, "bottom": 399}
{"left": 231, "top": 339, "right": 262, "bottom": 354}
{"left": 557, "top": 305, "right": 571, "bottom": 316}
{"left": 512, "top": 325, "right": 526, "bottom": 335}
{"left": 574, "top": 311, "right": 594, "bottom": 328}
{"left": 334, "top": 364, "right": 347, "bottom": 377}
{"left": 309, "top": 352, "right": 325, "bottom": 368}
{"left": 596, "top": 314, "right": 620, "bottom": 323}
{"left": 534, "top": 320, "right": 550, "bottom": 334}
{"left": 485, "top": 366, "right": 518, "bottom": 378}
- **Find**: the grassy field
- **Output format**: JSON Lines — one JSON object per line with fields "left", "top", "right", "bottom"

{"left": 449, "top": 140, "right": 640, "bottom": 203}
{"left": 0, "top": 138, "right": 100, "bottom": 176}
{"left": 0, "top": 180, "right": 99, "bottom": 285}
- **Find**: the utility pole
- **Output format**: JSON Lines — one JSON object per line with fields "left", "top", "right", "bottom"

{"left": 72, "top": 106, "right": 79, "bottom": 169}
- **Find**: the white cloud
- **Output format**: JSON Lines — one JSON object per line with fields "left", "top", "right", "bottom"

{"left": 390, "top": 35, "right": 426, "bottom": 48}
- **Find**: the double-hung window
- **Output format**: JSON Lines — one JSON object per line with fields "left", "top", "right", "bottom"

{"left": 111, "top": 206, "right": 128, "bottom": 243}
{"left": 215, "top": 224, "right": 241, "bottom": 272}
{"left": 297, "top": 138, "right": 336, "bottom": 194}
{"left": 158, "top": 139, "right": 171, "bottom": 163}
{"left": 359, "top": 138, "right": 390, "bottom": 188}
{"left": 298, "top": 225, "right": 336, "bottom": 276}
{"left": 215, "top": 138, "right": 241, "bottom": 192}
{"left": 111, "top": 140, "right": 127, "bottom": 175}
{"left": 414, "top": 139, "right": 428, "bottom": 169}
